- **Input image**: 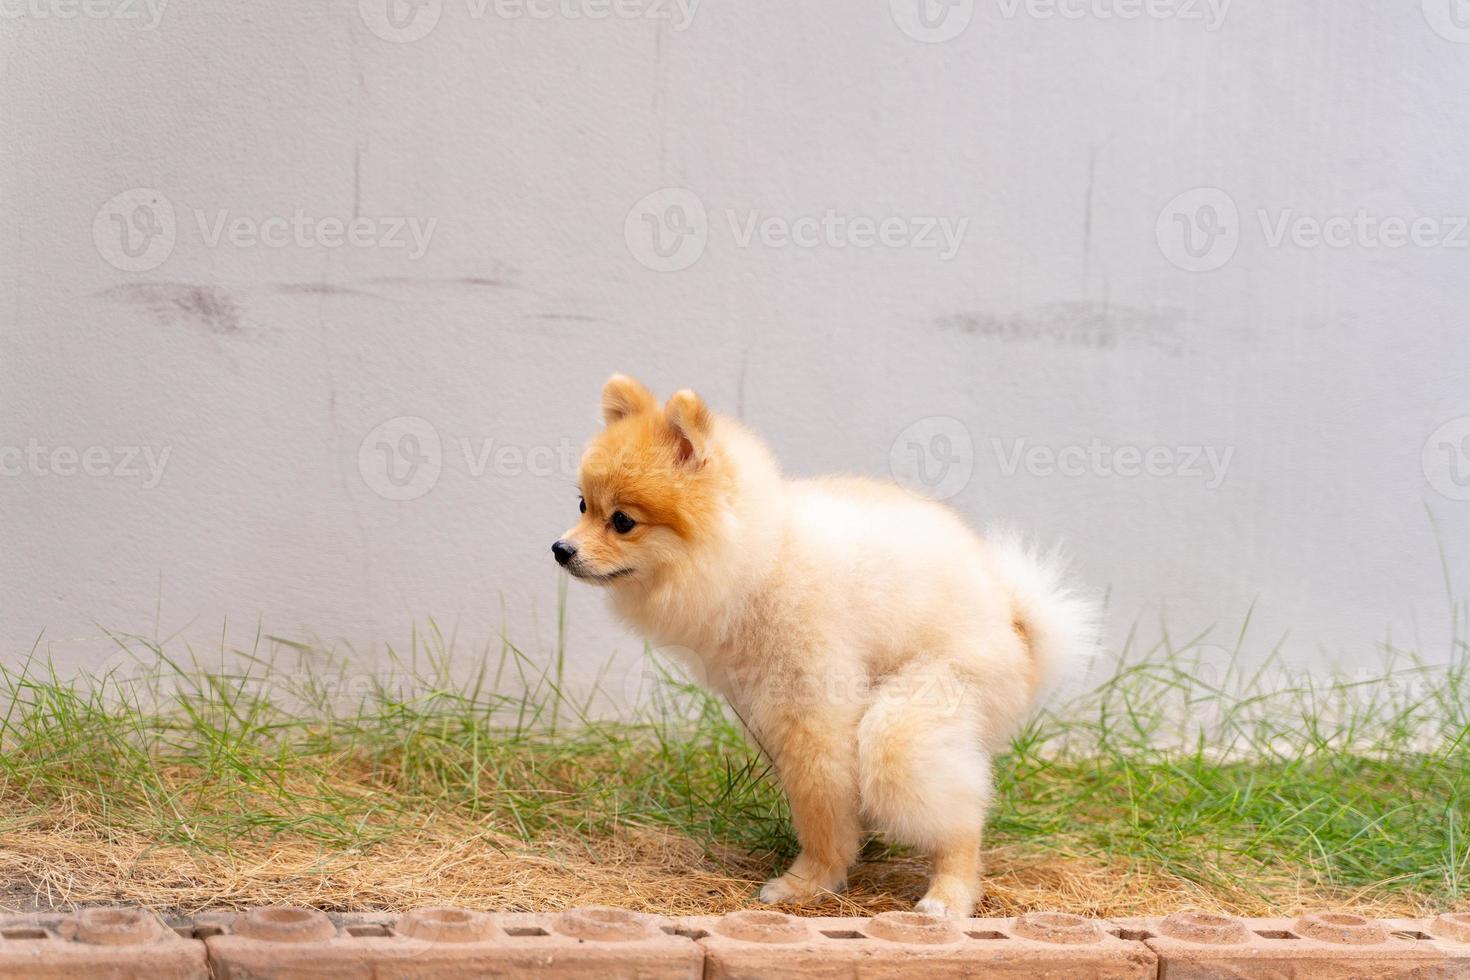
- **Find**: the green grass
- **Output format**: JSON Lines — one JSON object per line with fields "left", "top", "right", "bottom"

{"left": 0, "top": 603, "right": 1466, "bottom": 915}
{"left": 998, "top": 617, "right": 1470, "bottom": 909}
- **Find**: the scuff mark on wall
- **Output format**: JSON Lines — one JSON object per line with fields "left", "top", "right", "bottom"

{"left": 369, "top": 275, "right": 520, "bottom": 291}
{"left": 274, "top": 282, "right": 384, "bottom": 299}
{"left": 353, "top": 142, "right": 364, "bottom": 221}
{"left": 736, "top": 345, "right": 751, "bottom": 420}
{"left": 1082, "top": 145, "right": 1098, "bottom": 288}
{"left": 99, "top": 283, "right": 245, "bottom": 336}
{"left": 937, "top": 302, "right": 1188, "bottom": 356}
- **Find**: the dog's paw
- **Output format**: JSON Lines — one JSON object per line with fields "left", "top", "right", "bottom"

{"left": 914, "top": 881, "right": 979, "bottom": 918}
{"left": 758, "top": 873, "right": 839, "bottom": 906}
{"left": 758, "top": 874, "right": 814, "bottom": 905}
{"left": 913, "top": 896, "right": 952, "bottom": 917}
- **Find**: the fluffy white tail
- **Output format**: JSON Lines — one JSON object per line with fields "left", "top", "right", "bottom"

{"left": 988, "top": 528, "right": 1104, "bottom": 701}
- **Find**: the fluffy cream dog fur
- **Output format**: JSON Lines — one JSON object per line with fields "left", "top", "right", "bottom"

{"left": 553, "top": 375, "right": 1100, "bottom": 917}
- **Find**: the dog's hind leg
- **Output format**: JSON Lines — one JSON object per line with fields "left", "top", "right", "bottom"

{"left": 857, "top": 663, "right": 991, "bottom": 917}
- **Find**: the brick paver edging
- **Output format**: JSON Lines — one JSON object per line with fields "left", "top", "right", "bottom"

{"left": 0, "top": 904, "right": 1466, "bottom": 977}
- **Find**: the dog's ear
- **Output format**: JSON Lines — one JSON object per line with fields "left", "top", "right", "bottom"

{"left": 601, "top": 374, "right": 656, "bottom": 425}
{"left": 664, "top": 389, "right": 711, "bottom": 466}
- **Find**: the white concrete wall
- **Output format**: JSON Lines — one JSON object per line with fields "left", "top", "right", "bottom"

{"left": 3, "top": 0, "right": 1469, "bottom": 691}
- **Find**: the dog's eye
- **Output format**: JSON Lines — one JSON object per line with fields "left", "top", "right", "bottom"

{"left": 611, "top": 511, "right": 636, "bottom": 534}
{"left": 578, "top": 497, "right": 586, "bottom": 514}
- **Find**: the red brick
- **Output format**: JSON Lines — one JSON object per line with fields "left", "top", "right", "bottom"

{"left": 1381, "top": 912, "right": 1470, "bottom": 971}
{"left": 688, "top": 909, "right": 1156, "bottom": 979}
{"left": 0, "top": 906, "right": 207, "bottom": 979}
{"left": 204, "top": 904, "right": 702, "bottom": 979}
{"left": 1434, "top": 913, "right": 1470, "bottom": 945}
{"left": 1136, "top": 910, "right": 1467, "bottom": 979}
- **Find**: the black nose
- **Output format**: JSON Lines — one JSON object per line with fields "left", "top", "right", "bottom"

{"left": 552, "top": 539, "right": 577, "bottom": 566}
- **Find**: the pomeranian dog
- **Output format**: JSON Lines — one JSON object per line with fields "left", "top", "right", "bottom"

{"left": 553, "top": 375, "right": 1099, "bottom": 917}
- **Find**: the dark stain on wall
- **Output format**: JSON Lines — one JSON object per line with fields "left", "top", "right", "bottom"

{"left": 100, "top": 282, "right": 244, "bottom": 335}
{"left": 937, "top": 302, "right": 1186, "bottom": 356}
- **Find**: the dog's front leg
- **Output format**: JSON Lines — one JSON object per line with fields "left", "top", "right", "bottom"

{"left": 754, "top": 703, "right": 862, "bottom": 906}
